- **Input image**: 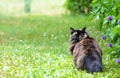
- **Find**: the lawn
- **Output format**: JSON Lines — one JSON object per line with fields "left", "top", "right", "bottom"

{"left": 0, "top": 14, "right": 120, "bottom": 78}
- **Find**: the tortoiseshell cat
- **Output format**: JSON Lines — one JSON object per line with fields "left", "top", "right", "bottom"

{"left": 69, "top": 27, "right": 102, "bottom": 73}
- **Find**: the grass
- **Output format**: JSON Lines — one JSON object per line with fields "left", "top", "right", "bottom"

{"left": 0, "top": 14, "right": 120, "bottom": 78}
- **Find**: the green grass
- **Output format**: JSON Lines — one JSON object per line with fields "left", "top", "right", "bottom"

{"left": 0, "top": 15, "right": 120, "bottom": 78}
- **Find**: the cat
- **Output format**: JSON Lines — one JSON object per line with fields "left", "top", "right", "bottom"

{"left": 69, "top": 27, "right": 102, "bottom": 73}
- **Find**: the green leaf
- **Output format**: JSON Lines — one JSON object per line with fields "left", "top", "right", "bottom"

{"left": 113, "top": 25, "right": 120, "bottom": 35}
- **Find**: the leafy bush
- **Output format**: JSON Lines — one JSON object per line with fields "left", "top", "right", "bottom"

{"left": 65, "top": 0, "right": 92, "bottom": 14}
{"left": 91, "top": 0, "right": 120, "bottom": 58}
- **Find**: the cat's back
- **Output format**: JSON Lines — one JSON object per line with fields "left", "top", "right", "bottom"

{"left": 76, "top": 37, "right": 95, "bottom": 48}
{"left": 73, "top": 37, "right": 102, "bottom": 57}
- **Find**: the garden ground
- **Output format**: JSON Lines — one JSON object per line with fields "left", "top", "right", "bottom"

{"left": 0, "top": 15, "right": 120, "bottom": 78}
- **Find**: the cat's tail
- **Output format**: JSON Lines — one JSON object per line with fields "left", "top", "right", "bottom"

{"left": 85, "top": 52, "right": 102, "bottom": 73}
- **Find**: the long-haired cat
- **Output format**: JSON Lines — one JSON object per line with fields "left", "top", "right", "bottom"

{"left": 69, "top": 27, "right": 102, "bottom": 73}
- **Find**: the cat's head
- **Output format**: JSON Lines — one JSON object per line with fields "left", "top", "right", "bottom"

{"left": 70, "top": 27, "right": 89, "bottom": 43}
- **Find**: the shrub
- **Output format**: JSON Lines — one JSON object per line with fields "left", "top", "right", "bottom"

{"left": 91, "top": 0, "right": 120, "bottom": 58}
{"left": 65, "top": 0, "right": 92, "bottom": 14}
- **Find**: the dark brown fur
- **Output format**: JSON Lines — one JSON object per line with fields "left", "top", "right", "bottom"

{"left": 69, "top": 27, "right": 102, "bottom": 73}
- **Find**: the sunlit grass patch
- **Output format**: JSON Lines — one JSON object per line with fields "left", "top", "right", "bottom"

{"left": 0, "top": 0, "right": 65, "bottom": 16}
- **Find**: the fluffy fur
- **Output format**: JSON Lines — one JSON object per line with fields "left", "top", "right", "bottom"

{"left": 69, "top": 27, "right": 102, "bottom": 73}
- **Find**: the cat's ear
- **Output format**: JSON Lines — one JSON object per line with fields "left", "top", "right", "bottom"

{"left": 82, "top": 27, "right": 86, "bottom": 32}
{"left": 70, "top": 27, "right": 75, "bottom": 34}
